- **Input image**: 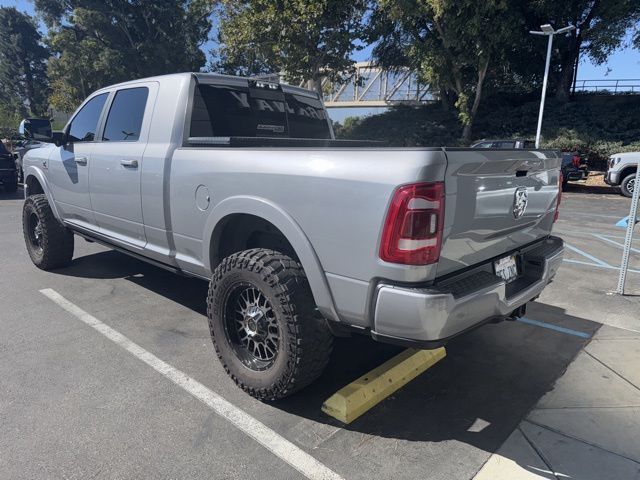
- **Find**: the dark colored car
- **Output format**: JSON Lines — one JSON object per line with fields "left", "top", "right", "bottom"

{"left": 0, "top": 141, "right": 18, "bottom": 193}
{"left": 561, "top": 152, "right": 583, "bottom": 188}
{"left": 471, "top": 139, "right": 536, "bottom": 149}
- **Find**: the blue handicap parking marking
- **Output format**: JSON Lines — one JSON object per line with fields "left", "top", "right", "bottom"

{"left": 616, "top": 216, "right": 629, "bottom": 228}
{"left": 561, "top": 241, "right": 640, "bottom": 274}
{"left": 564, "top": 243, "right": 612, "bottom": 267}
{"left": 616, "top": 215, "right": 640, "bottom": 228}
{"left": 516, "top": 317, "right": 591, "bottom": 339}
{"left": 592, "top": 233, "right": 640, "bottom": 254}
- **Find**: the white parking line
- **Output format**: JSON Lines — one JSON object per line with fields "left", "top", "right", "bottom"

{"left": 40, "top": 288, "right": 343, "bottom": 480}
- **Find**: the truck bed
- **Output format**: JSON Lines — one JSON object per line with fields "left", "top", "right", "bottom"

{"left": 186, "top": 136, "right": 385, "bottom": 148}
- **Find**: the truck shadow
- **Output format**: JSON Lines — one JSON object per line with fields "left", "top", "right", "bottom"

{"left": 277, "top": 303, "right": 599, "bottom": 451}
{"left": 56, "top": 249, "right": 209, "bottom": 312}
{"left": 0, "top": 185, "right": 23, "bottom": 200}
{"left": 57, "top": 249, "right": 600, "bottom": 473}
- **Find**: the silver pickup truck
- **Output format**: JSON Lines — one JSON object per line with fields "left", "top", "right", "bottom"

{"left": 21, "top": 73, "right": 564, "bottom": 400}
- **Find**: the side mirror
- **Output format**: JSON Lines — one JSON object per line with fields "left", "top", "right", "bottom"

{"left": 18, "top": 119, "right": 30, "bottom": 138}
{"left": 52, "top": 131, "right": 66, "bottom": 147}
{"left": 18, "top": 118, "right": 53, "bottom": 142}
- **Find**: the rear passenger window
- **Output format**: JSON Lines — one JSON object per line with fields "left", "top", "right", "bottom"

{"left": 102, "top": 87, "right": 149, "bottom": 142}
{"left": 68, "top": 93, "right": 108, "bottom": 142}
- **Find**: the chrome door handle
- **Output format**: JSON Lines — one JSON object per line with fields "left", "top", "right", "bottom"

{"left": 120, "top": 159, "right": 138, "bottom": 168}
{"left": 74, "top": 156, "right": 88, "bottom": 165}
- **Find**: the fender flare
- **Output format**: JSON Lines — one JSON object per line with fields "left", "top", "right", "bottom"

{"left": 203, "top": 195, "right": 339, "bottom": 321}
{"left": 23, "top": 166, "right": 62, "bottom": 221}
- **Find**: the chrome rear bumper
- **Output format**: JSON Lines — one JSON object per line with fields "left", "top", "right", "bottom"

{"left": 371, "top": 236, "right": 564, "bottom": 347}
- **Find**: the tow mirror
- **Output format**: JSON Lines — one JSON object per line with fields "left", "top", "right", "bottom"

{"left": 18, "top": 120, "right": 30, "bottom": 138}
{"left": 18, "top": 118, "right": 53, "bottom": 142}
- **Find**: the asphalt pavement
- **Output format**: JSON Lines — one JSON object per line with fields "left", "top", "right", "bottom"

{"left": 1, "top": 186, "right": 638, "bottom": 480}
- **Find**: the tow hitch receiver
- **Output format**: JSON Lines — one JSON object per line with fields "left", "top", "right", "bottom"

{"left": 509, "top": 303, "right": 527, "bottom": 320}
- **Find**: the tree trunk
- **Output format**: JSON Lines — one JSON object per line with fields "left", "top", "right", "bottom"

{"left": 307, "top": 77, "right": 323, "bottom": 97}
{"left": 461, "top": 58, "right": 490, "bottom": 144}
{"left": 555, "top": 19, "right": 587, "bottom": 101}
{"left": 555, "top": 59, "right": 575, "bottom": 102}
{"left": 439, "top": 88, "right": 451, "bottom": 112}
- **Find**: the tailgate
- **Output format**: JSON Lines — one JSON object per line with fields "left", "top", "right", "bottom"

{"left": 437, "top": 148, "right": 561, "bottom": 277}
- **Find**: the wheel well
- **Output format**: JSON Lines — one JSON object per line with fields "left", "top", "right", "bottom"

{"left": 25, "top": 175, "right": 44, "bottom": 196}
{"left": 620, "top": 166, "right": 637, "bottom": 180}
{"left": 211, "top": 214, "right": 298, "bottom": 269}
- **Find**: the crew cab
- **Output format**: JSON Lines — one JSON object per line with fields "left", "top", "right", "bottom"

{"left": 21, "top": 73, "right": 564, "bottom": 400}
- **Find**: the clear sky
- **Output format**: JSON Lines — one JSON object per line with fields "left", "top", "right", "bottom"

{"left": 3, "top": 0, "right": 640, "bottom": 121}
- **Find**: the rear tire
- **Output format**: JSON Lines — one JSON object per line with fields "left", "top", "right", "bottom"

{"left": 207, "top": 248, "right": 333, "bottom": 401}
{"left": 621, "top": 173, "right": 636, "bottom": 198}
{"left": 22, "top": 194, "right": 74, "bottom": 270}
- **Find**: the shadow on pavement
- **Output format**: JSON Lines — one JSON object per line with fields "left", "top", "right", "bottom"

{"left": 563, "top": 182, "right": 619, "bottom": 195}
{"left": 0, "top": 185, "right": 23, "bottom": 200}
{"left": 59, "top": 249, "right": 602, "bottom": 464}
{"left": 56, "top": 250, "right": 208, "bottom": 313}
{"left": 276, "top": 302, "right": 599, "bottom": 451}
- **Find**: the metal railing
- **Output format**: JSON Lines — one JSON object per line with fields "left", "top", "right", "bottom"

{"left": 295, "top": 69, "right": 640, "bottom": 105}
{"left": 573, "top": 79, "right": 640, "bottom": 94}
{"left": 300, "top": 62, "right": 436, "bottom": 108}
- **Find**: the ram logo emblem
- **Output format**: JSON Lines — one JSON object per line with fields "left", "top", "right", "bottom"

{"left": 513, "top": 187, "right": 528, "bottom": 219}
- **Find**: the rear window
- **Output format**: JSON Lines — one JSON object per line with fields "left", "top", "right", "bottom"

{"left": 0, "top": 142, "right": 8, "bottom": 154}
{"left": 284, "top": 93, "right": 331, "bottom": 139}
{"left": 190, "top": 83, "right": 330, "bottom": 140}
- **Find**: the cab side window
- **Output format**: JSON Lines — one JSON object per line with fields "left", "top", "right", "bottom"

{"left": 67, "top": 93, "right": 108, "bottom": 142}
{"left": 102, "top": 87, "right": 149, "bottom": 142}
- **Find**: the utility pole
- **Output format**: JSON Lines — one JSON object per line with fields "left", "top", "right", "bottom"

{"left": 616, "top": 164, "right": 640, "bottom": 294}
{"left": 530, "top": 24, "right": 576, "bottom": 148}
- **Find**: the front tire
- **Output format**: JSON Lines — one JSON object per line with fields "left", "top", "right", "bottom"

{"left": 22, "top": 194, "right": 74, "bottom": 270}
{"left": 621, "top": 173, "right": 636, "bottom": 198}
{"left": 207, "top": 249, "right": 333, "bottom": 401}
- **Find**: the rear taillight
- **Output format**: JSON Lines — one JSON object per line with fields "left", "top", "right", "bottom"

{"left": 554, "top": 173, "right": 562, "bottom": 222}
{"left": 380, "top": 182, "right": 445, "bottom": 265}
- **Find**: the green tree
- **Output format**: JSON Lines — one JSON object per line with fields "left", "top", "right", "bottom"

{"left": 35, "top": 0, "right": 215, "bottom": 112}
{"left": 214, "top": 0, "right": 369, "bottom": 94}
{"left": 0, "top": 7, "right": 50, "bottom": 119}
{"left": 370, "top": 0, "right": 520, "bottom": 143}
{"left": 525, "top": 0, "right": 640, "bottom": 101}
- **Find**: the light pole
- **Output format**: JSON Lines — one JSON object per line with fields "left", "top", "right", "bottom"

{"left": 530, "top": 24, "right": 575, "bottom": 148}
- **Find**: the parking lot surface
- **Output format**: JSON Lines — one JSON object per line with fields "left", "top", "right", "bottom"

{"left": 1, "top": 187, "right": 639, "bottom": 479}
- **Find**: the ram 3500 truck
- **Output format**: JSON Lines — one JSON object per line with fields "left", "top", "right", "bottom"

{"left": 21, "top": 73, "right": 564, "bottom": 400}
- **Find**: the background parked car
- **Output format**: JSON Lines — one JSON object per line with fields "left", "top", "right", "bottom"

{"left": 560, "top": 152, "right": 584, "bottom": 188}
{"left": 0, "top": 140, "right": 18, "bottom": 193}
{"left": 605, "top": 152, "right": 638, "bottom": 197}
{"left": 12, "top": 138, "right": 48, "bottom": 183}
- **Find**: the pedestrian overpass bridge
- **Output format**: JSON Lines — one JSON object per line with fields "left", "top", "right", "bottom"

{"left": 308, "top": 62, "right": 437, "bottom": 108}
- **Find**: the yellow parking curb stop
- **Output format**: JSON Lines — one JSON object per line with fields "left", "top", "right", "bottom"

{"left": 321, "top": 347, "right": 446, "bottom": 424}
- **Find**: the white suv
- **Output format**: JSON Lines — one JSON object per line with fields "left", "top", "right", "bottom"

{"left": 605, "top": 152, "right": 638, "bottom": 197}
